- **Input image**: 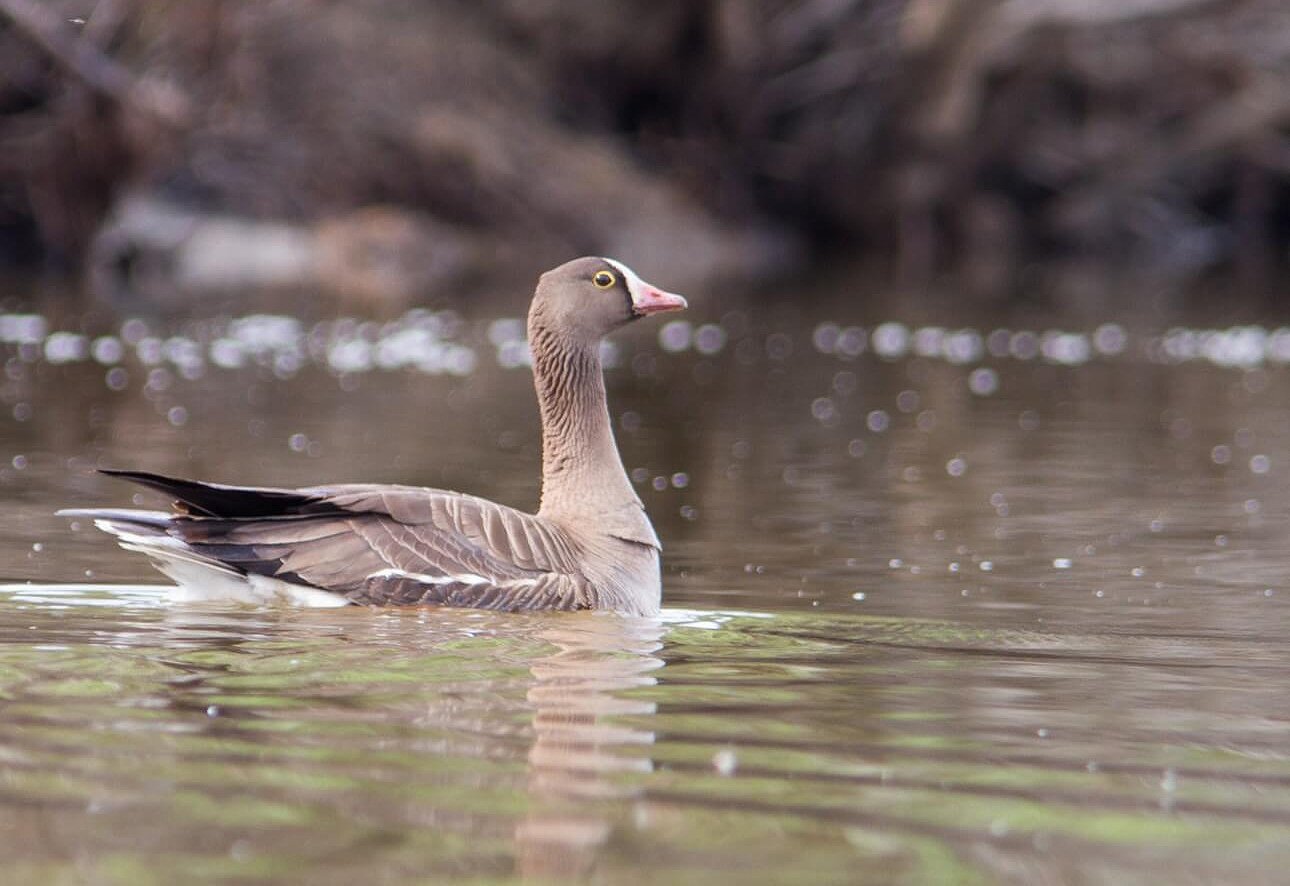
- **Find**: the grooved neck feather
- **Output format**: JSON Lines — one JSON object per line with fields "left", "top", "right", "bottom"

{"left": 528, "top": 306, "right": 653, "bottom": 545}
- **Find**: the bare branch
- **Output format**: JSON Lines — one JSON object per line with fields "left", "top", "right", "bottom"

{"left": 0, "top": 0, "right": 188, "bottom": 125}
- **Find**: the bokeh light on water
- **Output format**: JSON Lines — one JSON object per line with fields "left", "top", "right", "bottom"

{"left": 4, "top": 285, "right": 1290, "bottom": 883}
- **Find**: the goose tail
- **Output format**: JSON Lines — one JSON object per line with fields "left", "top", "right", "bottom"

{"left": 57, "top": 507, "right": 350, "bottom": 607}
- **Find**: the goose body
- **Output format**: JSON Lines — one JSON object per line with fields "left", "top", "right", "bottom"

{"left": 60, "top": 257, "right": 687, "bottom": 615}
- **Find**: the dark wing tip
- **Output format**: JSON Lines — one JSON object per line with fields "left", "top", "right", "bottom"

{"left": 97, "top": 469, "right": 322, "bottom": 519}
{"left": 99, "top": 468, "right": 184, "bottom": 485}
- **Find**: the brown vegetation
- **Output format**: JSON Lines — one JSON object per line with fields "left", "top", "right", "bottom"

{"left": 2, "top": 0, "right": 1289, "bottom": 308}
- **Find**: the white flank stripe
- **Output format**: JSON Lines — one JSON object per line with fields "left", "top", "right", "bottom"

{"left": 366, "top": 567, "right": 491, "bottom": 585}
{"left": 366, "top": 568, "right": 540, "bottom": 589}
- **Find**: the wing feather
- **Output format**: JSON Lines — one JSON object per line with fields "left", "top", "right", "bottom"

{"left": 87, "top": 473, "right": 591, "bottom": 610}
{"left": 348, "top": 571, "right": 590, "bottom": 610}
{"left": 165, "top": 486, "right": 583, "bottom": 608}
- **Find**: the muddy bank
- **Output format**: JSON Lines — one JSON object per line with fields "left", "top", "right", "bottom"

{"left": 2, "top": 0, "right": 1289, "bottom": 310}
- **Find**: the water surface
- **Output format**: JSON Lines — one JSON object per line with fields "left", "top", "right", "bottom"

{"left": 2, "top": 279, "right": 1290, "bottom": 883}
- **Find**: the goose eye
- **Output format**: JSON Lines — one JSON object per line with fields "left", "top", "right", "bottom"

{"left": 592, "top": 270, "right": 616, "bottom": 289}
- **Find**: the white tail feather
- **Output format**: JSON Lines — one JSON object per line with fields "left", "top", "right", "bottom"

{"left": 85, "top": 514, "right": 351, "bottom": 608}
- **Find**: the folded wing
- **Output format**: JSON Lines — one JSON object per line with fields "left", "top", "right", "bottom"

{"left": 81, "top": 471, "right": 593, "bottom": 610}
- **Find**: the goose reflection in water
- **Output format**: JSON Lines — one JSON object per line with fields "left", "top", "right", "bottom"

{"left": 517, "top": 615, "right": 665, "bottom": 880}
{"left": 0, "top": 582, "right": 675, "bottom": 879}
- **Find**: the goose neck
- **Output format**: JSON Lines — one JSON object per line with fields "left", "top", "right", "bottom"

{"left": 529, "top": 325, "right": 638, "bottom": 522}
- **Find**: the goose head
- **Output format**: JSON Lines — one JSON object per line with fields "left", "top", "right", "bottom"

{"left": 530, "top": 256, "right": 687, "bottom": 345}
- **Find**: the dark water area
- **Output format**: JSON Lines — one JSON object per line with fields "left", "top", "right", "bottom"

{"left": 3, "top": 273, "right": 1290, "bottom": 883}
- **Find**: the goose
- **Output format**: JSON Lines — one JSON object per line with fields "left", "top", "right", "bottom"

{"left": 60, "top": 257, "right": 687, "bottom": 615}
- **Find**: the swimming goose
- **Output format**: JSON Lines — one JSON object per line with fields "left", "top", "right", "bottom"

{"left": 60, "top": 257, "right": 687, "bottom": 615}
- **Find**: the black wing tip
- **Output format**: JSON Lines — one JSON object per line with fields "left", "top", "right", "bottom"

{"left": 99, "top": 468, "right": 182, "bottom": 483}
{"left": 97, "top": 468, "right": 215, "bottom": 514}
{"left": 95, "top": 467, "right": 327, "bottom": 519}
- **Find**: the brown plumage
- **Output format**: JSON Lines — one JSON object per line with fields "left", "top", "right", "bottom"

{"left": 60, "top": 257, "right": 687, "bottom": 614}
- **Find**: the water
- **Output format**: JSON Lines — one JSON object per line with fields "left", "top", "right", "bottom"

{"left": 3, "top": 280, "right": 1290, "bottom": 883}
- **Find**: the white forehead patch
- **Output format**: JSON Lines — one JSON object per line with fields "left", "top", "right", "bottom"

{"left": 601, "top": 257, "right": 648, "bottom": 306}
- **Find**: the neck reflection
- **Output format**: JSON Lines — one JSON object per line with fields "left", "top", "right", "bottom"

{"left": 516, "top": 614, "right": 665, "bottom": 880}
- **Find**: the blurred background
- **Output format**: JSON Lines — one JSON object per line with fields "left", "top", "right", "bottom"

{"left": 9, "top": 7, "right": 1290, "bottom": 882}
{"left": 3, "top": 0, "right": 1290, "bottom": 315}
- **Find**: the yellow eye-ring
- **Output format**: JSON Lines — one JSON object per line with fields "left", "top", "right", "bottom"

{"left": 592, "top": 270, "right": 616, "bottom": 289}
